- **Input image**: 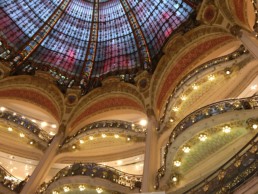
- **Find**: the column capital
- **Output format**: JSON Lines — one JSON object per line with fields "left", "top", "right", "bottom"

{"left": 230, "top": 26, "right": 258, "bottom": 59}
{"left": 146, "top": 108, "right": 156, "bottom": 119}
{"left": 59, "top": 124, "right": 66, "bottom": 133}
{"left": 146, "top": 108, "right": 159, "bottom": 130}
{"left": 230, "top": 25, "right": 243, "bottom": 38}
{"left": 0, "top": 62, "right": 11, "bottom": 79}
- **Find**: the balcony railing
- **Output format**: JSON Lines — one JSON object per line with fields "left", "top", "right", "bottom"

{"left": 0, "top": 109, "right": 52, "bottom": 144}
{"left": 0, "top": 164, "right": 23, "bottom": 193}
{"left": 156, "top": 95, "right": 258, "bottom": 187}
{"left": 37, "top": 163, "right": 142, "bottom": 193}
{"left": 62, "top": 120, "right": 146, "bottom": 147}
{"left": 183, "top": 133, "right": 257, "bottom": 193}
{"left": 160, "top": 45, "right": 249, "bottom": 126}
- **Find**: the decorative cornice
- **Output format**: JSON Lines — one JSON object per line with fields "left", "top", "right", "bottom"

{"left": 231, "top": 0, "right": 247, "bottom": 24}
{"left": 156, "top": 34, "right": 235, "bottom": 112}
{"left": 70, "top": 95, "right": 145, "bottom": 130}
{"left": 0, "top": 89, "right": 60, "bottom": 122}
{"left": 150, "top": 25, "right": 233, "bottom": 115}
{"left": 76, "top": 79, "right": 145, "bottom": 110}
{"left": 67, "top": 80, "right": 146, "bottom": 131}
{"left": 159, "top": 45, "right": 249, "bottom": 127}
{"left": 0, "top": 75, "right": 65, "bottom": 122}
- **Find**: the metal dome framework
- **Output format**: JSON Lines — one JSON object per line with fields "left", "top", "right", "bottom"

{"left": 0, "top": 0, "right": 199, "bottom": 94}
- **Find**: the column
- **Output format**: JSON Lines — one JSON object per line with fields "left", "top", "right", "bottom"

{"left": 141, "top": 109, "right": 160, "bottom": 192}
{"left": 20, "top": 129, "right": 64, "bottom": 194}
{"left": 231, "top": 25, "right": 258, "bottom": 59}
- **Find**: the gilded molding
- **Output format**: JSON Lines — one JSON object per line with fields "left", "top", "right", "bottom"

{"left": 69, "top": 95, "right": 145, "bottom": 131}
{"left": 67, "top": 80, "right": 146, "bottom": 131}
{"left": 227, "top": 0, "right": 251, "bottom": 30}
{"left": 0, "top": 75, "right": 65, "bottom": 122}
{"left": 152, "top": 29, "right": 236, "bottom": 115}
{"left": 150, "top": 26, "right": 233, "bottom": 115}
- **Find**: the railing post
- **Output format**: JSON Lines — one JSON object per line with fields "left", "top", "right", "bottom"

{"left": 20, "top": 126, "right": 65, "bottom": 194}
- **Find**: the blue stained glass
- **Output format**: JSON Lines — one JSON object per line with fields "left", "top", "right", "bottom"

{"left": 128, "top": 0, "right": 193, "bottom": 57}
{"left": 94, "top": 0, "right": 140, "bottom": 75}
{"left": 1, "top": 0, "right": 194, "bottom": 78}
{"left": 24, "top": 0, "right": 61, "bottom": 22}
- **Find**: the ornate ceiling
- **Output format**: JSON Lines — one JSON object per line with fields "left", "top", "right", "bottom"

{"left": 0, "top": 0, "right": 200, "bottom": 94}
{"left": 0, "top": 0, "right": 258, "bottom": 194}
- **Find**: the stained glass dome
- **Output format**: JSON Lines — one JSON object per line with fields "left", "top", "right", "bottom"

{"left": 0, "top": 0, "right": 198, "bottom": 93}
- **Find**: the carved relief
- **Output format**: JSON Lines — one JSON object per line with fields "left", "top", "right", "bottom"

{"left": 202, "top": 4, "right": 218, "bottom": 24}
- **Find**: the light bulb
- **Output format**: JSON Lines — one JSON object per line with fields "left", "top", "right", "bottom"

{"left": 139, "top": 119, "right": 147, "bottom": 126}
{"left": 79, "top": 185, "right": 85, "bottom": 191}
{"left": 222, "top": 126, "right": 231, "bottom": 133}
{"left": 174, "top": 161, "right": 181, "bottom": 167}
{"left": 198, "top": 134, "right": 207, "bottom": 141}
{"left": 96, "top": 187, "right": 103, "bottom": 193}
{"left": 20, "top": 133, "right": 25, "bottom": 138}
{"left": 182, "top": 146, "right": 190, "bottom": 153}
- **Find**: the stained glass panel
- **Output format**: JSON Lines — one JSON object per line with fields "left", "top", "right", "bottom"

{"left": 1, "top": 0, "right": 194, "bottom": 78}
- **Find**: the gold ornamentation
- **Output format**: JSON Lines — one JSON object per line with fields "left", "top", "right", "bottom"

{"left": 218, "top": 170, "right": 226, "bottom": 180}
{"left": 234, "top": 158, "right": 242, "bottom": 167}
{"left": 203, "top": 184, "right": 209, "bottom": 192}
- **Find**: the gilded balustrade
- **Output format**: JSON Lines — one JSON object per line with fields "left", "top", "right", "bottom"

{"left": 160, "top": 45, "right": 249, "bottom": 127}
{"left": 184, "top": 134, "right": 257, "bottom": 193}
{"left": 0, "top": 164, "right": 22, "bottom": 193}
{"left": 0, "top": 108, "right": 52, "bottom": 144}
{"left": 37, "top": 163, "right": 142, "bottom": 193}
{"left": 156, "top": 95, "right": 258, "bottom": 188}
{"left": 251, "top": 0, "right": 258, "bottom": 38}
{"left": 62, "top": 120, "right": 146, "bottom": 147}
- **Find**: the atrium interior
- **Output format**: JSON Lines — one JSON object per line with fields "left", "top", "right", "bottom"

{"left": 0, "top": 0, "right": 258, "bottom": 193}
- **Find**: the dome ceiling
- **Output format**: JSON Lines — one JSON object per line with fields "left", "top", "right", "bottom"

{"left": 0, "top": 0, "right": 198, "bottom": 93}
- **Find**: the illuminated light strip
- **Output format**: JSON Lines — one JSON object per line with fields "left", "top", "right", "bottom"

{"left": 81, "top": 0, "right": 99, "bottom": 81}
{"left": 12, "top": 0, "right": 71, "bottom": 67}
{"left": 119, "top": 0, "right": 151, "bottom": 70}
